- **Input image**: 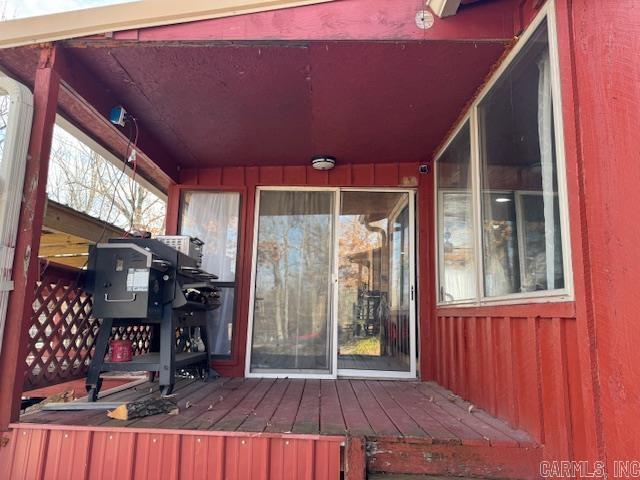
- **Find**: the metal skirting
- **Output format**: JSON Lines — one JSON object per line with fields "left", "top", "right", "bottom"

{"left": 1, "top": 424, "right": 344, "bottom": 480}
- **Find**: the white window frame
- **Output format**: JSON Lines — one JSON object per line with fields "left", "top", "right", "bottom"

{"left": 434, "top": 0, "right": 574, "bottom": 307}
{"left": 0, "top": 75, "right": 34, "bottom": 354}
{"left": 245, "top": 186, "right": 417, "bottom": 380}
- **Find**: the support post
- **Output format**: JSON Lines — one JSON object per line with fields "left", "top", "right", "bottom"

{"left": 0, "top": 46, "right": 60, "bottom": 430}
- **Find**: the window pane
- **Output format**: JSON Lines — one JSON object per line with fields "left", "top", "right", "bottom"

{"left": 0, "top": 90, "right": 9, "bottom": 166}
{"left": 251, "top": 191, "right": 333, "bottom": 373}
{"left": 479, "top": 20, "right": 565, "bottom": 297}
{"left": 180, "top": 191, "right": 240, "bottom": 358}
{"left": 337, "top": 191, "right": 412, "bottom": 372}
{"left": 180, "top": 192, "right": 240, "bottom": 283}
{"left": 46, "top": 124, "right": 166, "bottom": 235}
{"left": 437, "top": 122, "right": 476, "bottom": 302}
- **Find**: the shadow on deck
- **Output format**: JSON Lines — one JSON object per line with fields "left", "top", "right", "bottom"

{"left": 5, "top": 378, "right": 541, "bottom": 479}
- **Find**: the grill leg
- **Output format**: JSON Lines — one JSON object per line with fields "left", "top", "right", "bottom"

{"left": 159, "top": 309, "right": 175, "bottom": 396}
{"left": 199, "top": 321, "right": 219, "bottom": 380}
{"left": 86, "top": 317, "right": 113, "bottom": 402}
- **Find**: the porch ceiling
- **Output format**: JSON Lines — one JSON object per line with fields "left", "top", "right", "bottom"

{"left": 62, "top": 40, "right": 506, "bottom": 170}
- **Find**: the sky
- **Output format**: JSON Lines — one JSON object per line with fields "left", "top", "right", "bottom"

{"left": 1, "top": 0, "right": 135, "bottom": 19}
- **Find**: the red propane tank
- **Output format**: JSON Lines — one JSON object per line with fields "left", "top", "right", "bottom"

{"left": 109, "top": 339, "right": 133, "bottom": 362}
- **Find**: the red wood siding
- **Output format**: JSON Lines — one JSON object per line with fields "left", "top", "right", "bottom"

{"left": 2, "top": 424, "right": 343, "bottom": 480}
{"left": 427, "top": 0, "right": 640, "bottom": 468}
{"left": 555, "top": 0, "right": 640, "bottom": 466}
{"left": 168, "top": 163, "right": 430, "bottom": 377}
{"left": 432, "top": 307, "right": 590, "bottom": 462}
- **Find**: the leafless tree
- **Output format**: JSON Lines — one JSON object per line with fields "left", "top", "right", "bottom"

{"left": 47, "top": 126, "right": 166, "bottom": 235}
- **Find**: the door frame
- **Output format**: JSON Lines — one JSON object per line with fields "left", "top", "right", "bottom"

{"left": 245, "top": 186, "right": 417, "bottom": 379}
{"left": 336, "top": 188, "right": 417, "bottom": 379}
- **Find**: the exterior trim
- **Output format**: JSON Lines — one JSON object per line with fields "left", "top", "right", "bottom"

{"left": 0, "top": 0, "right": 337, "bottom": 49}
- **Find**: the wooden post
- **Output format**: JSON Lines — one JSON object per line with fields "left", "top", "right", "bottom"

{"left": 345, "top": 436, "right": 366, "bottom": 480}
{"left": 0, "top": 45, "right": 60, "bottom": 430}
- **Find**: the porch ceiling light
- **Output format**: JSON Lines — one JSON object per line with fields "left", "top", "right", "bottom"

{"left": 495, "top": 197, "right": 512, "bottom": 203}
{"left": 311, "top": 155, "right": 336, "bottom": 171}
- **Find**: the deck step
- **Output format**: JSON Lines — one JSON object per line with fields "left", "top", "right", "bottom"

{"left": 365, "top": 437, "right": 541, "bottom": 480}
{"left": 369, "top": 475, "right": 488, "bottom": 480}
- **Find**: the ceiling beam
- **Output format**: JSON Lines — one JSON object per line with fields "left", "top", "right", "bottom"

{"left": 427, "top": 0, "right": 463, "bottom": 18}
{"left": 0, "top": 0, "right": 337, "bottom": 49}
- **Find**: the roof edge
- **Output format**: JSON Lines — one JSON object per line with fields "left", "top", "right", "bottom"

{"left": 0, "top": 0, "right": 337, "bottom": 49}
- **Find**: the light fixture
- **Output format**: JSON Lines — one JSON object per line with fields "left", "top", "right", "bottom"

{"left": 311, "top": 155, "right": 336, "bottom": 171}
{"left": 495, "top": 197, "right": 512, "bottom": 203}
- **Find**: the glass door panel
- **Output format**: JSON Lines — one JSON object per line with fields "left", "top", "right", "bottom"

{"left": 337, "top": 191, "right": 413, "bottom": 373}
{"left": 249, "top": 190, "right": 334, "bottom": 374}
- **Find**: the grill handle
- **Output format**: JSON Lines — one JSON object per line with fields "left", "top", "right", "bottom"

{"left": 104, "top": 293, "right": 137, "bottom": 303}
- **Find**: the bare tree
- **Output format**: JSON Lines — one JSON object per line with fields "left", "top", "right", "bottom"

{"left": 47, "top": 125, "right": 166, "bottom": 235}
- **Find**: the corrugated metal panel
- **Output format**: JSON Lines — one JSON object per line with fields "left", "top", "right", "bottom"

{"left": 7, "top": 428, "right": 48, "bottom": 480}
{"left": 89, "top": 431, "right": 138, "bottom": 479}
{"left": 43, "top": 429, "right": 91, "bottom": 479}
{"left": 1, "top": 424, "right": 344, "bottom": 480}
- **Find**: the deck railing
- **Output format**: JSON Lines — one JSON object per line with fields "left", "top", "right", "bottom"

{"left": 23, "top": 261, "right": 152, "bottom": 392}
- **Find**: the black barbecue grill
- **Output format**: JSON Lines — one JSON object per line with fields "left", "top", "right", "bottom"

{"left": 84, "top": 236, "right": 220, "bottom": 400}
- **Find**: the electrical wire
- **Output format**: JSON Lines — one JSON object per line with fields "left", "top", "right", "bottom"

{"left": 123, "top": 116, "right": 140, "bottom": 238}
{"left": 71, "top": 116, "right": 138, "bottom": 287}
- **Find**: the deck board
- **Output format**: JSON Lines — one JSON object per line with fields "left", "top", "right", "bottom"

{"left": 417, "top": 382, "right": 519, "bottom": 447}
{"left": 366, "top": 380, "right": 426, "bottom": 437}
{"left": 238, "top": 378, "right": 290, "bottom": 432}
{"left": 380, "top": 381, "right": 477, "bottom": 445}
{"left": 350, "top": 380, "right": 400, "bottom": 436}
{"left": 264, "top": 378, "right": 305, "bottom": 433}
{"left": 212, "top": 378, "right": 275, "bottom": 431}
{"left": 319, "top": 380, "right": 346, "bottom": 435}
{"left": 292, "top": 379, "right": 321, "bottom": 434}
{"left": 20, "top": 377, "right": 538, "bottom": 448}
{"left": 334, "top": 380, "right": 375, "bottom": 436}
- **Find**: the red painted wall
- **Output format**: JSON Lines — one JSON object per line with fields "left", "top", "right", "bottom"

{"left": 431, "top": 0, "right": 640, "bottom": 469}
{"left": 167, "top": 163, "right": 431, "bottom": 377}
{"left": 560, "top": 0, "right": 640, "bottom": 466}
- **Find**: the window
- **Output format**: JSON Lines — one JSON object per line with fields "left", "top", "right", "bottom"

{"left": 435, "top": 8, "right": 571, "bottom": 305}
{"left": 180, "top": 191, "right": 241, "bottom": 358}
{"left": 437, "top": 122, "right": 476, "bottom": 302}
{"left": 46, "top": 119, "right": 166, "bottom": 235}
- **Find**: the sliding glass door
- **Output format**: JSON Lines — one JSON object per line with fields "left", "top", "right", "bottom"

{"left": 337, "top": 191, "right": 414, "bottom": 376}
{"left": 247, "top": 188, "right": 416, "bottom": 378}
{"left": 248, "top": 190, "right": 334, "bottom": 374}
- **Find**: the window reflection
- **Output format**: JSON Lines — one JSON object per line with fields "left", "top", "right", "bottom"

{"left": 437, "top": 123, "right": 476, "bottom": 302}
{"left": 251, "top": 191, "right": 333, "bottom": 372}
{"left": 479, "top": 20, "right": 564, "bottom": 297}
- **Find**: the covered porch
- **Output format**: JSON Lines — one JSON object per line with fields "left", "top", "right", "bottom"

{"left": 0, "top": 0, "right": 612, "bottom": 478}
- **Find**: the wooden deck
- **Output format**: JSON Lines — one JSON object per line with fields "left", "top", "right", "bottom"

{"left": 16, "top": 378, "right": 542, "bottom": 478}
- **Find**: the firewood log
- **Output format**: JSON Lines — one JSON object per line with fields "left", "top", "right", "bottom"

{"left": 107, "top": 397, "right": 178, "bottom": 420}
